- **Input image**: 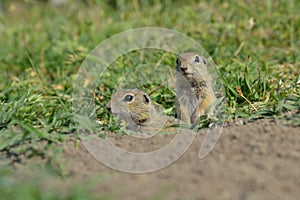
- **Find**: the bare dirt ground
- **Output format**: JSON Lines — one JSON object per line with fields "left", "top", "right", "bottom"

{"left": 10, "top": 119, "right": 300, "bottom": 199}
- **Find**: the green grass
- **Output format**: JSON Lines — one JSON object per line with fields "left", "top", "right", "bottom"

{"left": 0, "top": 0, "right": 299, "bottom": 198}
{"left": 0, "top": 166, "right": 110, "bottom": 200}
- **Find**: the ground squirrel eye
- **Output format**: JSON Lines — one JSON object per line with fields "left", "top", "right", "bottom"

{"left": 124, "top": 94, "right": 134, "bottom": 102}
{"left": 194, "top": 56, "right": 200, "bottom": 63}
{"left": 143, "top": 95, "right": 150, "bottom": 104}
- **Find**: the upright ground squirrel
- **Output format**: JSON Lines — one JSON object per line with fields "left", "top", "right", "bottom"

{"left": 106, "top": 89, "right": 182, "bottom": 134}
{"left": 176, "top": 52, "right": 216, "bottom": 124}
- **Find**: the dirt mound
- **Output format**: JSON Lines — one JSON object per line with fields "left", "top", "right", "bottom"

{"left": 63, "top": 120, "right": 300, "bottom": 199}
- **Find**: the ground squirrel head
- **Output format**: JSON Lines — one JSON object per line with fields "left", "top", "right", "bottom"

{"left": 106, "top": 89, "right": 155, "bottom": 127}
{"left": 176, "top": 52, "right": 208, "bottom": 83}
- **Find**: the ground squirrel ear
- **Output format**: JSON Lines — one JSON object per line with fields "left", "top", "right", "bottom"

{"left": 106, "top": 101, "right": 111, "bottom": 111}
{"left": 143, "top": 94, "right": 150, "bottom": 104}
{"left": 202, "top": 57, "right": 207, "bottom": 65}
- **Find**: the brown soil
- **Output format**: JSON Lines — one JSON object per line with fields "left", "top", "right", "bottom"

{"left": 9, "top": 119, "right": 300, "bottom": 199}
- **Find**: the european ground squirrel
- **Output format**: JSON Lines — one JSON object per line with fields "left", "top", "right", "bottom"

{"left": 106, "top": 89, "right": 182, "bottom": 135}
{"left": 176, "top": 52, "right": 216, "bottom": 124}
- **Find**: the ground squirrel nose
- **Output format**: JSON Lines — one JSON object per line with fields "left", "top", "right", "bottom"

{"left": 180, "top": 67, "right": 188, "bottom": 74}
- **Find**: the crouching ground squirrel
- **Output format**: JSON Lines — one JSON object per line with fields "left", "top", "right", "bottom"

{"left": 106, "top": 89, "right": 182, "bottom": 135}
{"left": 176, "top": 52, "right": 216, "bottom": 124}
